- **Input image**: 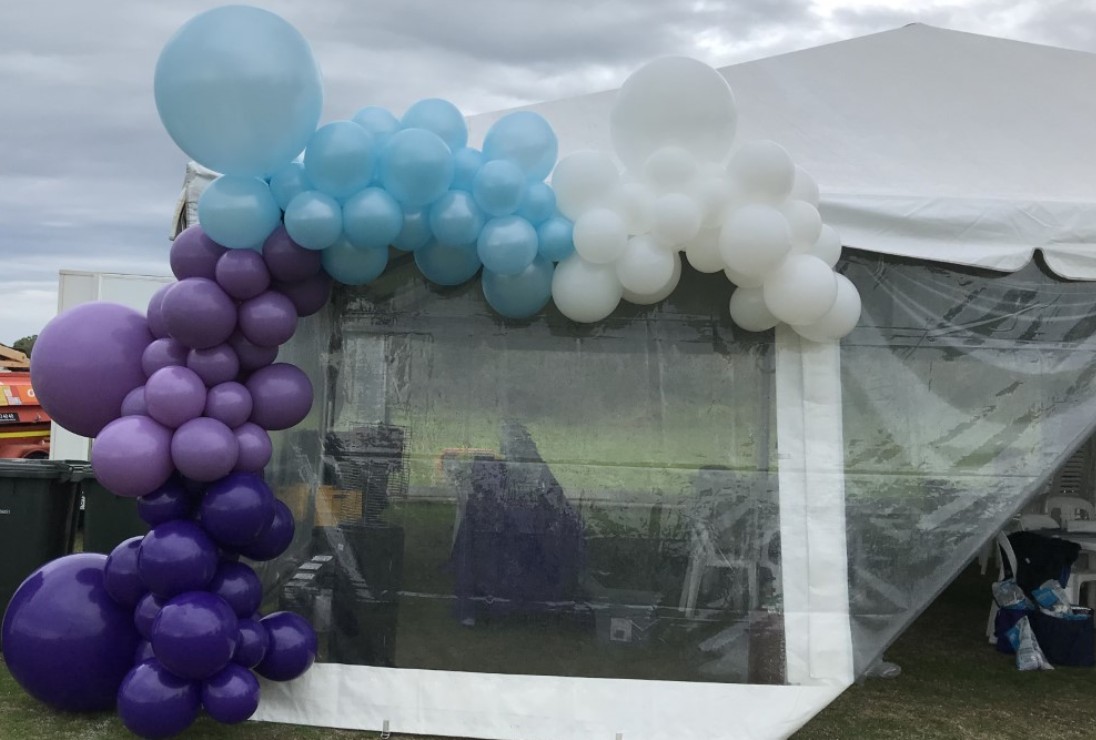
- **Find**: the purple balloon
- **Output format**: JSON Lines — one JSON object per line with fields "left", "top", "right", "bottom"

{"left": 117, "top": 659, "right": 201, "bottom": 739}
{"left": 161, "top": 278, "right": 238, "bottom": 350}
{"left": 238, "top": 290, "right": 298, "bottom": 347}
{"left": 91, "top": 416, "right": 175, "bottom": 498}
{"left": 134, "top": 593, "right": 166, "bottom": 641}
{"left": 186, "top": 344, "right": 240, "bottom": 386}
{"left": 255, "top": 611, "right": 317, "bottom": 682}
{"left": 234, "top": 423, "right": 273, "bottom": 472}
{"left": 202, "top": 663, "right": 261, "bottom": 724}
{"left": 0, "top": 554, "right": 140, "bottom": 712}
{"left": 151, "top": 591, "right": 238, "bottom": 680}
{"left": 137, "top": 520, "right": 219, "bottom": 599}
{"left": 104, "top": 536, "right": 147, "bottom": 609}
{"left": 263, "top": 226, "right": 323, "bottom": 282}
{"left": 207, "top": 562, "right": 263, "bottom": 618}
{"left": 31, "top": 302, "right": 152, "bottom": 437}
{"left": 141, "top": 337, "right": 188, "bottom": 378}
{"left": 171, "top": 225, "right": 227, "bottom": 280}
{"left": 216, "top": 248, "right": 271, "bottom": 301}
{"left": 246, "top": 363, "right": 313, "bottom": 430}
{"left": 233, "top": 619, "right": 270, "bottom": 668}
{"left": 146, "top": 284, "right": 174, "bottom": 340}
{"left": 274, "top": 273, "right": 332, "bottom": 317}
{"left": 204, "top": 382, "right": 253, "bottom": 428}
{"left": 120, "top": 386, "right": 149, "bottom": 417}
{"left": 135, "top": 640, "right": 157, "bottom": 664}
{"left": 200, "top": 473, "right": 276, "bottom": 548}
{"left": 137, "top": 478, "right": 194, "bottom": 526}
{"left": 228, "top": 330, "right": 279, "bottom": 372}
{"left": 171, "top": 417, "right": 239, "bottom": 482}
{"left": 145, "top": 366, "right": 207, "bottom": 429}
{"left": 237, "top": 499, "right": 295, "bottom": 561}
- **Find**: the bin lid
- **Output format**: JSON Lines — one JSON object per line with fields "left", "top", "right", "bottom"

{"left": 0, "top": 458, "right": 74, "bottom": 480}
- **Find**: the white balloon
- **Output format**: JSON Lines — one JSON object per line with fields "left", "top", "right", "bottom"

{"left": 552, "top": 150, "right": 620, "bottom": 221}
{"left": 690, "top": 174, "right": 737, "bottom": 229}
{"left": 810, "top": 224, "right": 842, "bottom": 268}
{"left": 612, "top": 180, "right": 656, "bottom": 235}
{"left": 610, "top": 56, "right": 738, "bottom": 171}
{"left": 623, "top": 251, "right": 682, "bottom": 305}
{"left": 573, "top": 207, "right": 628, "bottom": 264}
{"left": 684, "top": 229, "right": 725, "bottom": 273}
{"left": 762, "top": 254, "right": 838, "bottom": 326}
{"left": 642, "top": 146, "right": 699, "bottom": 192}
{"left": 718, "top": 204, "right": 791, "bottom": 277}
{"left": 616, "top": 234, "right": 676, "bottom": 295}
{"left": 651, "top": 193, "right": 702, "bottom": 247}
{"left": 781, "top": 200, "right": 823, "bottom": 255}
{"left": 789, "top": 166, "right": 820, "bottom": 207}
{"left": 793, "top": 273, "right": 862, "bottom": 341}
{"left": 724, "top": 264, "right": 763, "bottom": 288}
{"left": 551, "top": 255, "right": 623, "bottom": 323}
{"left": 729, "top": 286, "right": 779, "bottom": 332}
{"left": 727, "top": 140, "right": 794, "bottom": 203}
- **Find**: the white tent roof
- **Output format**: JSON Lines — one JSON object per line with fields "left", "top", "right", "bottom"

{"left": 469, "top": 25, "right": 1096, "bottom": 278}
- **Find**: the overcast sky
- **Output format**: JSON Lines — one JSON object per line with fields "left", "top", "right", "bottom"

{"left": 2, "top": 0, "right": 1093, "bottom": 344}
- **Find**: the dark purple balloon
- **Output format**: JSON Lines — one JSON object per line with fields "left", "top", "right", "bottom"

{"left": 238, "top": 290, "right": 298, "bottom": 348}
{"left": 246, "top": 363, "right": 313, "bottom": 430}
{"left": 117, "top": 659, "right": 201, "bottom": 740}
{"left": 137, "top": 478, "right": 194, "bottom": 526}
{"left": 171, "top": 417, "right": 239, "bottom": 482}
{"left": 151, "top": 592, "right": 238, "bottom": 680}
{"left": 141, "top": 337, "right": 188, "bottom": 378}
{"left": 202, "top": 663, "right": 260, "bottom": 724}
{"left": 91, "top": 415, "right": 175, "bottom": 498}
{"left": 207, "top": 562, "right": 263, "bottom": 618}
{"left": 237, "top": 499, "right": 295, "bottom": 561}
{"left": 234, "top": 422, "right": 272, "bottom": 473}
{"left": 161, "top": 278, "right": 238, "bottom": 350}
{"left": 255, "top": 611, "right": 317, "bottom": 682}
{"left": 137, "top": 520, "right": 219, "bottom": 598}
{"left": 104, "top": 536, "right": 147, "bottom": 609}
{"left": 228, "top": 330, "right": 279, "bottom": 371}
{"left": 146, "top": 283, "right": 174, "bottom": 340}
{"left": 120, "top": 385, "right": 149, "bottom": 417}
{"left": 135, "top": 640, "right": 156, "bottom": 664}
{"left": 31, "top": 302, "right": 152, "bottom": 437}
{"left": 275, "top": 273, "right": 332, "bottom": 317}
{"left": 186, "top": 344, "right": 240, "bottom": 386}
{"left": 134, "top": 592, "right": 166, "bottom": 641}
{"left": 262, "top": 225, "right": 322, "bottom": 282}
{"left": 145, "top": 366, "right": 207, "bottom": 429}
{"left": 171, "top": 225, "right": 227, "bottom": 280}
{"left": 0, "top": 554, "right": 140, "bottom": 712}
{"left": 215, "top": 248, "right": 272, "bottom": 301}
{"left": 233, "top": 619, "right": 270, "bottom": 668}
{"left": 200, "top": 473, "right": 276, "bottom": 548}
{"left": 204, "top": 382, "right": 253, "bottom": 428}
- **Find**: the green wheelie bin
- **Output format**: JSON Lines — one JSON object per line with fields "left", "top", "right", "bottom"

{"left": 76, "top": 462, "right": 149, "bottom": 554}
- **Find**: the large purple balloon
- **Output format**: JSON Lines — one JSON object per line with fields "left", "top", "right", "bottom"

{"left": 215, "top": 248, "right": 271, "bottom": 300}
{"left": 274, "top": 273, "right": 332, "bottom": 317}
{"left": 238, "top": 290, "right": 298, "bottom": 347}
{"left": 31, "top": 302, "right": 152, "bottom": 437}
{"left": 1, "top": 554, "right": 140, "bottom": 711}
{"left": 146, "top": 284, "right": 174, "bottom": 340}
{"left": 120, "top": 386, "right": 149, "bottom": 417}
{"left": 233, "top": 618, "right": 270, "bottom": 668}
{"left": 145, "top": 366, "right": 207, "bottom": 429}
{"left": 151, "top": 591, "right": 238, "bottom": 680}
{"left": 204, "top": 382, "right": 253, "bottom": 428}
{"left": 141, "top": 337, "right": 188, "bottom": 378}
{"left": 208, "top": 562, "right": 263, "bottom": 618}
{"left": 202, "top": 663, "right": 261, "bottom": 724}
{"left": 263, "top": 226, "right": 322, "bottom": 282}
{"left": 117, "top": 659, "right": 201, "bottom": 740}
{"left": 234, "top": 422, "right": 272, "bottom": 473}
{"left": 138, "top": 520, "right": 219, "bottom": 598}
{"left": 91, "top": 415, "right": 175, "bottom": 498}
{"left": 228, "top": 330, "right": 279, "bottom": 371}
{"left": 135, "top": 639, "right": 157, "bottom": 664}
{"left": 171, "top": 225, "right": 228, "bottom": 280}
{"left": 255, "top": 611, "right": 317, "bottom": 682}
{"left": 237, "top": 499, "right": 295, "bottom": 561}
{"left": 246, "top": 363, "right": 313, "bottom": 430}
{"left": 171, "top": 417, "right": 239, "bottom": 482}
{"left": 137, "top": 478, "right": 194, "bottom": 526}
{"left": 104, "top": 536, "right": 147, "bottom": 609}
{"left": 186, "top": 344, "right": 240, "bottom": 386}
{"left": 200, "top": 473, "right": 276, "bottom": 548}
{"left": 134, "top": 593, "right": 167, "bottom": 640}
{"left": 161, "top": 277, "right": 238, "bottom": 350}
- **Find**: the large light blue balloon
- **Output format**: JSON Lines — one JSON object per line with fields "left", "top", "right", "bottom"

{"left": 269, "top": 162, "right": 313, "bottom": 211}
{"left": 415, "top": 241, "right": 481, "bottom": 286}
{"left": 472, "top": 160, "right": 526, "bottom": 217}
{"left": 380, "top": 129, "right": 454, "bottom": 208}
{"left": 321, "top": 238, "right": 389, "bottom": 285}
{"left": 400, "top": 99, "right": 467, "bottom": 152}
{"left": 477, "top": 216, "right": 538, "bottom": 276}
{"left": 352, "top": 106, "right": 399, "bottom": 148}
{"left": 393, "top": 210, "right": 432, "bottom": 252}
{"left": 537, "top": 216, "right": 575, "bottom": 262}
{"left": 429, "top": 191, "right": 485, "bottom": 247}
{"left": 154, "top": 6, "right": 323, "bottom": 177}
{"left": 516, "top": 182, "right": 557, "bottom": 226}
{"left": 343, "top": 188, "right": 403, "bottom": 250}
{"left": 451, "top": 148, "right": 483, "bottom": 192}
{"left": 198, "top": 176, "right": 281, "bottom": 250}
{"left": 284, "top": 191, "right": 342, "bottom": 251}
{"left": 482, "top": 111, "right": 558, "bottom": 182}
{"left": 482, "top": 257, "right": 554, "bottom": 319}
{"left": 304, "top": 122, "right": 375, "bottom": 199}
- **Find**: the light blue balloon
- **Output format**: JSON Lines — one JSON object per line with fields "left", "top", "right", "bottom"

{"left": 304, "top": 121, "right": 376, "bottom": 199}
{"left": 392, "top": 210, "right": 432, "bottom": 252}
{"left": 284, "top": 191, "right": 343, "bottom": 251}
{"left": 154, "top": 6, "right": 323, "bottom": 177}
{"left": 343, "top": 187, "right": 403, "bottom": 250}
{"left": 321, "top": 237, "right": 389, "bottom": 285}
{"left": 198, "top": 176, "right": 281, "bottom": 250}
{"left": 269, "top": 162, "right": 313, "bottom": 211}
{"left": 400, "top": 99, "right": 467, "bottom": 152}
{"left": 380, "top": 129, "right": 454, "bottom": 208}
{"left": 415, "top": 241, "right": 482, "bottom": 286}
{"left": 516, "top": 182, "right": 557, "bottom": 226}
{"left": 482, "top": 111, "right": 558, "bottom": 182}
{"left": 451, "top": 148, "right": 483, "bottom": 192}
{"left": 472, "top": 160, "right": 526, "bottom": 217}
{"left": 352, "top": 106, "right": 399, "bottom": 148}
{"left": 429, "top": 191, "right": 485, "bottom": 247}
{"left": 537, "top": 216, "right": 575, "bottom": 262}
{"left": 482, "top": 257, "right": 554, "bottom": 319}
{"left": 477, "top": 216, "right": 538, "bottom": 276}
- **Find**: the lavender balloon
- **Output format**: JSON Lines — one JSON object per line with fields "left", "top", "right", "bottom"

{"left": 262, "top": 226, "right": 322, "bottom": 282}
{"left": 274, "top": 272, "right": 332, "bottom": 317}
{"left": 92, "top": 416, "right": 175, "bottom": 498}
{"left": 255, "top": 611, "right": 317, "bottom": 682}
{"left": 170, "top": 224, "right": 228, "bottom": 280}
{"left": 204, "top": 382, "right": 253, "bottom": 428}
{"left": 246, "top": 363, "right": 313, "bottom": 430}
{"left": 215, "top": 248, "right": 271, "bottom": 300}
{"left": 202, "top": 664, "right": 261, "bottom": 724}
{"left": 137, "top": 478, "right": 194, "bottom": 526}
{"left": 171, "top": 417, "right": 239, "bottom": 482}
{"left": 151, "top": 591, "right": 238, "bottom": 680}
{"left": 208, "top": 561, "right": 263, "bottom": 619}
{"left": 146, "top": 283, "right": 174, "bottom": 340}
{"left": 117, "top": 659, "right": 201, "bottom": 740}
{"left": 233, "top": 618, "right": 270, "bottom": 668}
{"left": 234, "top": 422, "right": 272, "bottom": 472}
{"left": 186, "top": 344, "right": 240, "bottom": 386}
{"left": 120, "top": 386, "right": 149, "bottom": 417}
{"left": 103, "top": 536, "right": 148, "bottom": 609}
{"left": 161, "top": 277, "right": 238, "bottom": 350}
{"left": 145, "top": 366, "right": 207, "bottom": 428}
{"left": 201, "top": 473, "right": 276, "bottom": 548}
{"left": 238, "top": 290, "right": 298, "bottom": 347}
{"left": 236, "top": 499, "right": 295, "bottom": 561}
{"left": 134, "top": 592, "right": 167, "bottom": 641}
{"left": 228, "top": 331, "right": 279, "bottom": 371}
{"left": 137, "top": 520, "right": 219, "bottom": 598}
{"left": 141, "top": 337, "right": 188, "bottom": 377}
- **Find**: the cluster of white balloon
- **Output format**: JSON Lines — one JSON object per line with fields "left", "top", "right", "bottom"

{"left": 548, "top": 57, "right": 861, "bottom": 341}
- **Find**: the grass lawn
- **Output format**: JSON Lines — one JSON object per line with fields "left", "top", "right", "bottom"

{"left": 3, "top": 564, "right": 1095, "bottom": 739}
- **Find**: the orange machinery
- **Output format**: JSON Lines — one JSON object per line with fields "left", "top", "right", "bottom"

{"left": 0, "top": 345, "right": 50, "bottom": 459}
